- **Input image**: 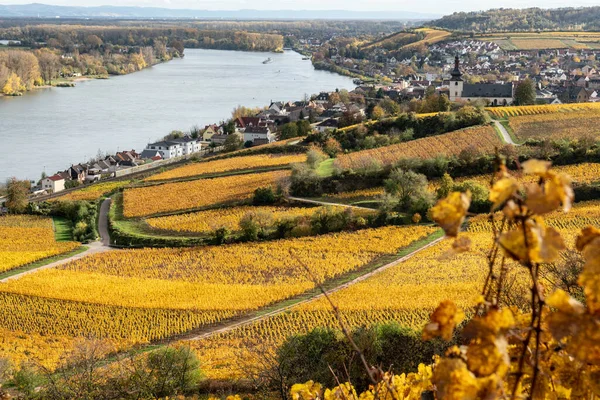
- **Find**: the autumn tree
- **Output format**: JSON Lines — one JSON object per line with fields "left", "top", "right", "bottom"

{"left": 5, "top": 178, "right": 29, "bottom": 213}
{"left": 514, "top": 77, "right": 536, "bottom": 105}
{"left": 35, "top": 49, "right": 61, "bottom": 85}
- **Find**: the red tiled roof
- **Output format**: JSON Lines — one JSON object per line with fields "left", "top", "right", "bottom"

{"left": 48, "top": 174, "right": 64, "bottom": 182}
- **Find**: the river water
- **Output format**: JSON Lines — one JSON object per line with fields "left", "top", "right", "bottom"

{"left": 0, "top": 49, "right": 355, "bottom": 181}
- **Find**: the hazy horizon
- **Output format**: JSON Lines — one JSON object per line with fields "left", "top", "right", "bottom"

{"left": 1, "top": 0, "right": 599, "bottom": 15}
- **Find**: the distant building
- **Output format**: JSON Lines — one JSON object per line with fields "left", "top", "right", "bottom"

{"left": 448, "top": 55, "right": 514, "bottom": 105}
{"left": 143, "top": 137, "right": 201, "bottom": 160}
{"left": 41, "top": 174, "right": 65, "bottom": 194}
{"left": 243, "top": 126, "right": 274, "bottom": 144}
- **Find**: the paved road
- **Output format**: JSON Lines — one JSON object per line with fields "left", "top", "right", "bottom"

{"left": 98, "top": 198, "right": 111, "bottom": 246}
{"left": 494, "top": 120, "right": 519, "bottom": 146}
{"left": 1, "top": 198, "right": 114, "bottom": 283}
{"left": 185, "top": 235, "right": 444, "bottom": 341}
{"left": 288, "top": 196, "right": 376, "bottom": 211}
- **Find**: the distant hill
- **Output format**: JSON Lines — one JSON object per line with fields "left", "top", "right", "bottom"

{"left": 0, "top": 3, "right": 441, "bottom": 20}
{"left": 431, "top": 7, "right": 600, "bottom": 32}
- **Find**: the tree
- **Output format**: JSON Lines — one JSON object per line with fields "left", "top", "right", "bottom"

{"left": 85, "top": 34, "right": 103, "bottom": 49}
{"left": 372, "top": 105, "right": 386, "bottom": 120}
{"left": 5, "top": 178, "right": 29, "bottom": 213}
{"left": 223, "top": 134, "right": 243, "bottom": 152}
{"left": 280, "top": 123, "right": 299, "bottom": 140}
{"left": 384, "top": 169, "right": 433, "bottom": 214}
{"left": 2, "top": 72, "right": 25, "bottom": 95}
{"left": 223, "top": 120, "right": 236, "bottom": 135}
{"left": 35, "top": 49, "right": 61, "bottom": 85}
{"left": 514, "top": 78, "right": 535, "bottom": 106}
{"left": 170, "top": 40, "right": 185, "bottom": 56}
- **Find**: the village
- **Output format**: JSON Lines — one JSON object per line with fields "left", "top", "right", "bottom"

{"left": 319, "top": 38, "right": 600, "bottom": 104}
{"left": 31, "top": 42, "right": 600, "bottom": 197}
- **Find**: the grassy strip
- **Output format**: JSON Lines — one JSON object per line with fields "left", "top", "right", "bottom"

{"left": 52, "top": 217, "right": 73, "bottom": 241}
{"left": 316, "top": 159, "right": 335, "bottom": 177}
{"left": 500, "top": 120, "right": 524, "bottom": 145}
{"left": 0, "top": 246, "right": 89, "bottom": 280}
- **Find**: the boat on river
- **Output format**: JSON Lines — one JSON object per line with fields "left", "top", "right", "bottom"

{"left": 262, "top": 58, "right": 273, "bottom": 64}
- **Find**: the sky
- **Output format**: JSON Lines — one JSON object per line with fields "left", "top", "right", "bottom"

{"left": 1, "top": 0, "right": 600, "bottom": 14}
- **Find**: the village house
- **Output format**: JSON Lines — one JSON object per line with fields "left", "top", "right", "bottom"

{"left": 202, "top": 125, "right": 221, "bottom": 142}
{"left": 244, "top": 126, "right": 274, "bottom": 145}
{"left": 41, "top": 174, "right": 65, "bottom": 194}
{"left": 315, "top": 118, "right": 339, "bottom": 133}
{"left": 68, "top": 164, "right": 87, "bottom": 184}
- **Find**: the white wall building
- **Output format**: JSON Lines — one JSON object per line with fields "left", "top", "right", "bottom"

{"left": 144, "top": 137, "right": 202, "bottom": 160}
{"left": 41, "top": 175, "right": 65, "bottom": 193}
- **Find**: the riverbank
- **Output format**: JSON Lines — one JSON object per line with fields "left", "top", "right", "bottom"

{"left": 1, "top": 48, "right": 356, "bottom": 181}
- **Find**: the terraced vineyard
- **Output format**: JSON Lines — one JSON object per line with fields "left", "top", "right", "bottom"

{"left": 0, "top": 215, "right": 80, "bottom": 273}
{"left": 146, "top": 205, "right": 374, "bottom": 234}
{"left": 123, "top": 170, "right": 290, "bottom": 218}
{"left": 334, "top": 126, "right": 501, "bottom": 171}
{"left": 145, "top": 154, "right": 306, "bottom": 182}
{"left": 504, "top": 111, "right": 600, "bottom": 141}
{"left": 0, "top": 225, "right": 436, "bottom": 365}
{"left": 486, "top": 102, "right": 600, "bottom": 118}
{"left": 51, "top": 180, "right": 131, "bottom": 202}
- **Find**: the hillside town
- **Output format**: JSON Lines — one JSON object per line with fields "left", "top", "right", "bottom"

{"left": 30, "top": 45, "right": 600, "bottom": 196}
{"left": 317, "top": 38, "right": 600, "bottom": 105}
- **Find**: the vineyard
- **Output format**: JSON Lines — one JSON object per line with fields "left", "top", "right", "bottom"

{"left": 333, "top": 126, "right": 501, "bottom": 171}
{"left": 503, "top": 111, "right": 600, "bottom": 141}
{"left": 467, "top": 200, "right": 600, "bottom": 233}
{"left": 145, "top": 205, "right": 371, "bottom": 234}
{"left": 189, "top": 231, "right": 491, "bottom": 380}
{"left": 486, "top": 102, "right": 600, "bottom": 118}
{"left": 0, "top": 226, "right": 436, "bottom": 360}
{"left": 403, "top": 28, "right": 451, "bottom": 49}
{"left": 145, "top": 154, "right": 306, "bottom": 182}
{"left": 51, "top": 180, "right": 131, "bottom": 202}
{"left": 123, "top": 170, "right": 290, "bottom": 218}
{"left": 0, "top": 215, "right": 80, "bottom": 273}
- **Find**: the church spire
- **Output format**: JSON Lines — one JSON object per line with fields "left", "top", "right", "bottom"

{"left": 451, "top": 54, "right": 463, "bottom": 81}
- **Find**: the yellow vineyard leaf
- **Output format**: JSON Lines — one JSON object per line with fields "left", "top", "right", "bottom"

{"left": 431, "top": 191, "right": 471, "bottom": 237}
{"left": 423, "top": 300, "right": 464, "bottom": 341}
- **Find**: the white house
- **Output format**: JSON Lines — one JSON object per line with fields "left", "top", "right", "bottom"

{"left": 143, "top": 137, "right": 202, "bottom": 160}
{"left": 243, "top": 126, "right": 274, "bottom": 144}
{"left": 41, "top": 174, "right": 65, "bottom": 194}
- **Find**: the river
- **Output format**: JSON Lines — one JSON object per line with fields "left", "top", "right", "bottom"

{"left": 0, "top": 49, "right": 355, "bottom": 181}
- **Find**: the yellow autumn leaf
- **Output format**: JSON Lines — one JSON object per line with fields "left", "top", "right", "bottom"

{"left": 466, "top": 335, "right": 510, "bottom": 378}
{"left": 522, "top": 159, "right": 552, "bottom": 176}
{"left": 489, "top": 177, "right": 519, "bottom": 210}
{"left": 432, "top": 358, "right": 480, "bottom": 400}
{"left": 498, "top": 218, "right": 565, "bottom": 264}
{"left": 546, "top": 289, "right": 585, "bottom": 315}
{"left": 423, "top": 300, "right": 464, "bottom": 341}
{"left": 430, "top": 191, "right": 471, "bottom": 237}
{"left": 291, "top": 381, "right": 323, "bottom": 400}
{"left": 576, "top": 226, "right": 600, "bottom": 251}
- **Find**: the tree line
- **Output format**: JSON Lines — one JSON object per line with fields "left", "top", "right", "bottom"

{"left": 431, "top": 6, "right": 600, "bottom": 32}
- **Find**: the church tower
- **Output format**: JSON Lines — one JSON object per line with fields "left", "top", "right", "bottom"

{"left": 449, "top": 55, "right": 463, "bottom": 101}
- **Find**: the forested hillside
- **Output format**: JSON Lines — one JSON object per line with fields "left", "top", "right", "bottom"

{"left": 432, "top": 6, "right": 600, "bottom": 32}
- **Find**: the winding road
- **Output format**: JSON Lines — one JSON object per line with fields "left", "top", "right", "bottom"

{"left": 494, "top": 120, "right": 520, "bottom": 146}
{"left": 0, "top": 198, "right": 114, "bottom": 283}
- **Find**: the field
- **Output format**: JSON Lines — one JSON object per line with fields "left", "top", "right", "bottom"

{"left": 190, "top": 232, "right": 488, "bottom": 379}
{"left": 145, "top": 154, "right": 306, "bottom": 182}
{"left": 145, "top": 205, "right": 373, "bottom": 234}
{"left": 51, "top": 180, "right": 131, "bottom": 202}
{"left": 0, "top": 215, "right": 80, "bottom": 273}
{"left": 504, "top": 111, "right": 600, "bottom": 141}
{"left": 188, "top": 199, "right": 599, "bottom": 380}
{"left": 486, "top": 102, "right": 600, "bottom": 118}
{"left": 334, "top": 125, "right": 502, "bottom": 171}
{"left": 403, "top": 28, "right": 451, "bottom": 49}
{"left": 476, "top": 31, "right": 600, "bottom": 50}
{"left": 0, "top": 226, "right": 437, "bottom": 360}
{"left": 361, "top": 31, "right": 419, "bottom": 50}
{"left": 123, "top": 170, "right": 290, "bottom": 218}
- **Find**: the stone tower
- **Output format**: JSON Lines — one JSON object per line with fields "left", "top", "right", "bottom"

{"left": 449, "top": 55, "right": 463, "bottom": 101}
